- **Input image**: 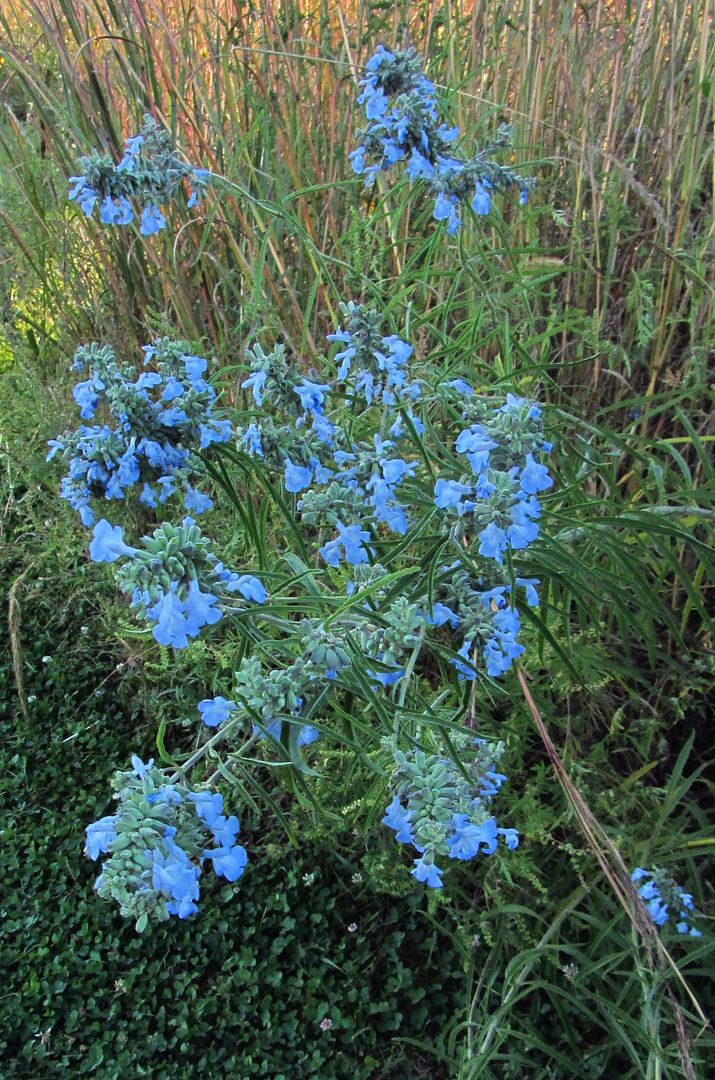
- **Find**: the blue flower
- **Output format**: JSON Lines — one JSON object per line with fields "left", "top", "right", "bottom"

{"left": 183, "top": 353, "right": 208, "bottom": 382}
{"left": 405, "top": 148, "right": 436, "bottom": 180}
{"left": 184, "top": 486, "right": 213, "bottom": 514}
{"left": 204, "top": 844, "right": 248, "bottom": 882}
{"left": 89, "top": 519, "right": 138, "bottom": 563}
{"left": 188, "top": 790, "right": 224, "bottom": 825}
{"left": 381, "top": 334, "right": 413, "bottom": 367}
{"left": 646, "top": 898, "right": 669, "bottom": 926}
{"left": 187, "top": 168, "right": 211, "bottom": 207}
{"left": 366, "top": 85, "right": 390, "bottom": 120}
{"left": 471, "top": 181, "right": 491, "bottom": 215}
{"left": 320, "top": 521, "right": 372, "bottom": 567}
{"left": 85, "top": 815, "right": 118, "bottom": 859}
{"left": 147, "top": 586, "right": 191, "bottom": 648}
{"left": 131, "top": 755, "right": 154, "bottom": 777}
{"left": 434, "top": 478, "right": 472, "bottom": 510}
{"left": 156, "top": 475, "right": 178, "bottom": 502}
{"left": 348, "top": 145, "right": 366, "bottom": 174}
{"left": 484, "top": 606, "right": 524, "bottom": 676}
{"left": 382, "top": 797, "right": 414, "bottom": 844}
{"left": 477, "top": 766, "right": 508, "bottom": 798}
{"left": 161, "top": 375, "right": 185, "bottom": 401}
{"left": 198, "top": 696, "right": 238, "bottom": 728}
{"left": 295, "top": 379, "right": 331, "bottom": 415}
{"left": 151, "top": 846, "right": 201, "bottom": 903}
{"left": 425, "top": 602, "right": 460, "bottom": 628}
{"left": 455, "top": 425, "right": 497, "bottom": 472}
{"left": 433, "top": 191, "right": 461, "bottom": 233}
{"left": 183, "top": 580, "right": 223, "bottom": 636}
{"left": 478, "top": 522, "right": 508, "bottom": 562}
{"left": 412, "top": 856, "right": 443, "bottom": 888}
{"left": 446, "top": 378, "right": 473, "bottom": 396}
{"left": 284, "top": 458, "right": 313, "bottom": 493}
{"left": 515, "top": 577, "right": 540, "bottom": 607}
{"left": 507, "top": 497, "right": 541, "bottom": 549}
{"left": 69, "top": 177, "right": 98, "bottom": 216}
{"left": 73, "top": 380, "right": 99, "bottom": 419}
{"left": 377, "top": 502, "right": 408, "bottom": 534}
{"left": 448, "top": 814, "right": 498, "bottom": 860}
{"left": 206, "top": 815, "right": 239, "bottom": 849}
{"left": 519, "top": 454, "right": 553, "bottom": 495}
{"left": 140, "top": 204, "right": 166, "bottom": 236}
{"left": 240, "top": 422, "right": 263, "bottom": 457}
{"left": 166, "top": 896, "right": 199, "bottom": 918}
{"left": 310, "top": 413, "right": 335, "bottom": 446}
{"left": 146, "top": 785, "right": 183, "bottom": 806}
{"left": 380, "top": 457, "right": 413, "bottom": 484}
{"left": 310, "top": 456, "right": 333, "bottom": 483}
{"left": 117, "top": 134, "right": 144, "bottom": 171}
{"left": 225, "top": 574, "right": 267, "bottom": 603}
{"left": 99, "top": 195, "right": 133, "bottom": 225}
{"left": 449, "top": 640, "right": 477, "bottom": 681}
{"left": 199, "top": 419, "right": 233, "bottom": 448}
{"left": 368, "top": 666, "right": 404, "bottom": 688}
{"left": 498, "top": 827, "right": 520, "bottom": 850}
{"left": 365, "top": 44, "right": 395, "bottom": 72}
{"left": 242, "top": 369, "right": 268, "bottom": 405}
{"left": 158, "top": 404, "right": 189, "bottom": 428}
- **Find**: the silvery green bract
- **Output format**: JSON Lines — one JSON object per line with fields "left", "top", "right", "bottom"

{"left": 85, "top": 758, "right": 247, "bottom": 930}
{"left": 381, "top": 736, "right": 518, "bottom": 888}
{"left": 105, "top": 517, "right": 265, "bottom": 649}
{"left": 69, "top": 113, "right": 210, "bottom": 233}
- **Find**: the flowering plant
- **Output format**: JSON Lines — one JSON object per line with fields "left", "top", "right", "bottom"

{"left": 49, "top": 46, "right": 702, "bottom": 938}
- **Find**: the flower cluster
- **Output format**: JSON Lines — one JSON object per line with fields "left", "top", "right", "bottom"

{"left": 350, "top": 46, "right": 534, "bottom": 231}
{"left": 69, "top": 114, "right": 209, "bottom": 235}
{"left": 261, "top": 302, "right": 421, "bottom": 558}
{"left": 382, "top": 737, "right": 518, "bottom": 887}
{"left": 632, "top": 867, "right": 702, "bottom": 937}
{"left": 85, "top": 756, "right": 247, "bottom": 930}
{"left": 89, "top": 516, "right": 266, "bottom": 648}
{"left": 423, "top": 566, "right": 540, "bottom": 681}
{"left": 327, "top": 301, "right": 419, "bottom": 408}
{"left": 47, "top": 338, "right": 231, "bottom": 524}
{"left": 434, "top": 390, "right": 553, "bottom": 563}
{"left": 199, "top": 680, "right": 319, "bottom": 749}
{"left": 191, "top": 597, "right": 428, "bottom": 754}
{"left": 300, "top": 433, "right": 416, "bottom": 550}
{"left": 350, "top": 595, "right": 422, "bottom": 688}
{"left": 423, "top": 389, "right": 552, "bottom": 679}
{"left": 239, "top": 302, "right": 552, "bottom": 698}
{"left": 195, "top": 618, "right": 354, "bottom": 748}
{"left": 236, "top": 341, "right": 335, "bottom": 489}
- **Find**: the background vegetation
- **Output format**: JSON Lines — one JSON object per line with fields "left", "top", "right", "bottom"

{"left": 1, "top": 1, "right": 713, "bottom": 1077}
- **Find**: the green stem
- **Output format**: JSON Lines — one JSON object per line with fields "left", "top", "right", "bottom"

{"left": 170, "top": 717, "right": 258, "bottom": 783}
